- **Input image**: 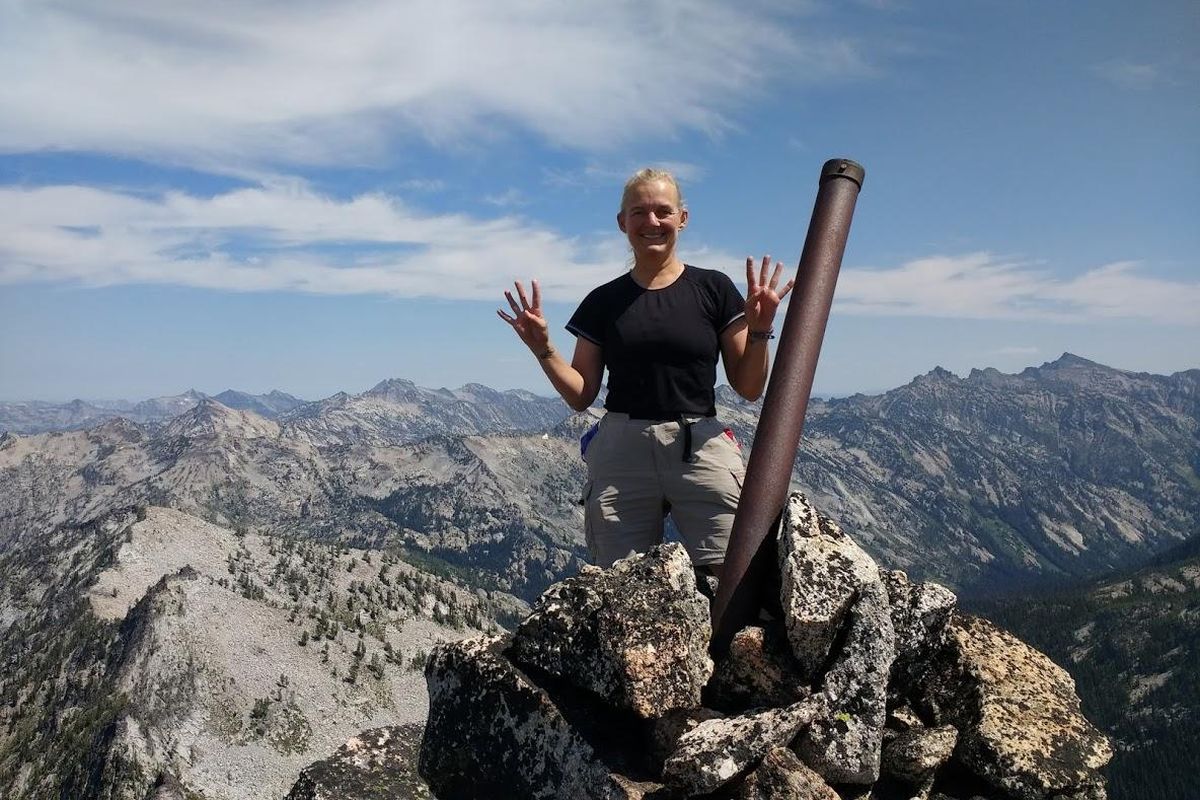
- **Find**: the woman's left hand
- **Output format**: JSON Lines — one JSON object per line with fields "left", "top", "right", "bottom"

{"left": 744, "top": 255, "right": 795, "bottom": 332}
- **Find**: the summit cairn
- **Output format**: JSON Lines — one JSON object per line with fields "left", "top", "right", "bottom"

{"left": 419, "top": 492, "right": 1112, "bottom": 800}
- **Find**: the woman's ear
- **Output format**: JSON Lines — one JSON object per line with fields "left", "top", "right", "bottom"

{"left": 616, "top": 211, "right": 626, "bottom": 233}
{"left": 679, "top": 207, "right": 688, "bottom": 230}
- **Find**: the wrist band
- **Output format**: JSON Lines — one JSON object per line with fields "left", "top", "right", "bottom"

{"left": 537, "top": 346, "right": 555, "bottom": 360}
{"left": 748, "top": 329, "right": 775, "bottom": 341}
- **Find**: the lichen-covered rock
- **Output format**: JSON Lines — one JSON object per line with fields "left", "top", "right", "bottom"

{"left": 286, "top": 725, "right": 431, "bottom": 800}
{"left": 508, "top": 543, "right": 713, "bottom": 718}
{"left": 778, "top": 492, "right": 881, "bottom": 679}
{"left": 880, "top": 724, "right": 958, "bottom": 786}
{"left": 794, "top": 580, "right": 895, "bottom": 785}
{"left": 881, "top": 569, "right": 956, "bottom": 693}
{"left": 662, "top": 697, "right": 824, "bottom": 795}
{"left": 648, "top": 707, "right": 725, "bottom": 770}
{"left": 419, "top": 635, "right": 644, "bottom": 800}
{"left": 706, "top": 625, "right": 810, "bottom": 714}
{"left": 731, "top": 747, "right": 840, "bottom": 800}
{"left": 912, "top": 613, "right": 1112, "bottom": 800}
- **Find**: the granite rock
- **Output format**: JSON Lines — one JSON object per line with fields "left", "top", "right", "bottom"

{"left": 508, "top": 543, "right": 713, "bottom": 718}
{"left": 778, "top": 492, "right": 881, "bottom": 680}
{"left": 794, "top": 580, "right": 895, "bottom": 785}
{"left": 662, "top": 697, "right": 825, "bottom": 795}
{"left": 732, "top": 747, "right": 840, "bottom": 800}
{"left": 912, "top": 613, "right": 1113, "bottom": 800}
{"left": 418, "top": 635, "right": 646, "bottom": 800}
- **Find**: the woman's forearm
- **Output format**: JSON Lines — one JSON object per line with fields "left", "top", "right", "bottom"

{"left": 731, "top": 337, "right": 770, "bottom": 401}
{"left": 535, "top": 343, "right": 599, "bottom": 411}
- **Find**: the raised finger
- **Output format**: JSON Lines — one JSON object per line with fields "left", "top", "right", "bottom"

{"left": 514, "top": 280, "right": 531, "bottom": 310}
{"left": 745, "top": 257, "right": 756, "bottom": 288}
{"left": 760, "top": 255, "right": 770, "bottom": 287}
{"left": 496, "top": 309, "right": 517, "bottom": 326}
{"left": 531, "top": 278, "right": 541, "bottom": 310}
{"left": 768, "top": 261, "right": 784, "bottom": 290}
{"left": 777, "top": 278, "right": 796, "bottom": 300}
{"left": 504, "top": 290, "right": 521, "bottom": 316}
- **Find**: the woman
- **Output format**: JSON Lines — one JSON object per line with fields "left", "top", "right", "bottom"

{"left": 497, "top": 168, "right": 793, "bottom": 576}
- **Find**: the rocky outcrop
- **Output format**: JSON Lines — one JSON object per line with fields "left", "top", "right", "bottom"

{"left": 419, "top": 491, "right": 1112, "bottom": 800}
{"left": 910, "top": 614, "right": 1114, "bottom": 800}
{"left": 286, "top": 725, "right": 432, "bottom": 800}
{"left": 508, "top": 545, "right": 713, "bottom": 718}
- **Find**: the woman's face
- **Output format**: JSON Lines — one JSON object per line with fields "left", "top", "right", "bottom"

{"left": 618, "top": 179, "right": 688, "bottom": 260}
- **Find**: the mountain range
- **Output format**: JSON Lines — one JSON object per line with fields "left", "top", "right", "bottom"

{"left": 1, "top": 353, "right": 1197, "bottom": 799}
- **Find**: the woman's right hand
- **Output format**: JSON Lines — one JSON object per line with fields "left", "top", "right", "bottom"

{"left": 497, "top": 279, "right": 550, "bottom": 353}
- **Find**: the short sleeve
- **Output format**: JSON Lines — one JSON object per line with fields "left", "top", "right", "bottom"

{"left": 713, "top": 270, "right": 746, "bottom": 333}
{"left": 565, "top": 287, "right": 605, "bottom": 345}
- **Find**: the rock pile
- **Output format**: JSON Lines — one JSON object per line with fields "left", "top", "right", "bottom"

{"left": 418, "top": 492, "right": 1112, "bottom": 799}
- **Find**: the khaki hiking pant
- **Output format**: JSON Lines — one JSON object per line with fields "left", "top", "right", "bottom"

{"left": 581, "top": 412, "right": 746, "bottom": 568}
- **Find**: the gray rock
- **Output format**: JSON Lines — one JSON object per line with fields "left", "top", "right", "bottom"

{"left": 419, "top": 635, "right": 644, "bottom": 800}
{"left": 911, "top": 613, "right": 1112, "bottom": 800}
{"left": 880, "top": 724, "right": 958, "bottom": 785}
{"left": 648, "top": 707, "right": 725, "bottom": 770}
{"left": 731, "top": 747, "right": 840, "bottom": 799}
{"left": 707, "top": 625, "right": 810, "bottom": 714}
{"left": 881, "top": 569, "right": 956, "bottom": 694}
{"left": 795, "top": 581, "right": 895, "bottom": 785}
{"left": 778, "top": 492, "right": 881, "bottom": 679}
{"left": 508, "top": 543, "right": 713, "bottom": 718}
{"left": 662, "top": 697, "right": 824, "bottom": 795}
{"left": 286, "top": 725, "right": 431, "bottom": 800}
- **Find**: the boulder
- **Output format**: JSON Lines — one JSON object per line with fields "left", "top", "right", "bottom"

{"left": 732, "top": 747, "right": 840, "bottom": 800}
{"left": 662, "top": 697, "right": 825, "bottom": 795}
{"left": 419, "top": 635, "right": 649, "bottom": 800}
{"left": 881, "top": 569, "right": 956, "bottom": 694}
{"left": 706, "top": 625, "right": 810, "bottom": 714}
{"left": 794, "top": 580, "right": 895, "bottom": 785}
{"left": 911, "top": 613, "right": 1113, "bottom": 800}
{"left": 648, "top": 707, "right": 725, "bottom": 771}
{"left": 778, "top": 492, "right": 881, "bottom": 679}
{"left": 508, "top": 543, "right": 713, "bottom": 718}
{"left": 287, "top": 725, "right": 431, "bottom": 800}
{"left": 880, "top": 723, "right": 958, "bottom": 786}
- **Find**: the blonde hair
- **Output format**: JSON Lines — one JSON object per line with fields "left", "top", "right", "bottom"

{"left": 620, "top": 168, "right": 685, "bottom": 212}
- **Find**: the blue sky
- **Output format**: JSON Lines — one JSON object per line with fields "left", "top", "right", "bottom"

{"left": 1, "top": 0, "right": 1196, "bottom": 402}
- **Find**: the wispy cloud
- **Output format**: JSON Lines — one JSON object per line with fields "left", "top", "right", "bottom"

{"left": 0, "top": 1, "right": 869, "bottom": 167}
{"left": 1091, "top": 59, "right": 1161, "bottom": 90}
{"left": 4, "top": 188, "right": 1196, "bottom": 327}
{"left": 836, "top": 253, "right": 1200, "bottom": 325}
{"left": 0, "top": 183, "right": 623, "bottom": 301}
{"left": 483, "top": 188, "right": 527, "bottom": 208}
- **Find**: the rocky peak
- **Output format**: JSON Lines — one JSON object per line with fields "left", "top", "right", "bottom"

{"left": 365, "top": 378, "right": 423, "bottom": 402}
{"left": 159, "top": 397, "right": 278, "bottom": 441}
{"left": 416, "top": 493, "right": 1111, "bottom": 800}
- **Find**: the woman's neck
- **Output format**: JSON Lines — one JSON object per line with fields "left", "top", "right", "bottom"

{"left": 631, "top": 256, "right": 685, "bottom": 289}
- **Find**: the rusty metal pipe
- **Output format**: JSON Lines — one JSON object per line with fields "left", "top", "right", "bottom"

{"left": 711, "top": 158, "right": 865, "bottom": 652}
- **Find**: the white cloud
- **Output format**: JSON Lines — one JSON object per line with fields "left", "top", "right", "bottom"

{"left": 5, "top": 188, "right": 1195, "bottom": 328}
{"left": 0, "top": 182, "right": 624, "bottom": 301}
{"left": 1091, "top": 59, "right": 1160, "bottom": 90}
{"left": 836, "top": 253, "right": 1200, "bottom": 325}
{"left": 0, "top": 1, "right": 869, "bottom": 167}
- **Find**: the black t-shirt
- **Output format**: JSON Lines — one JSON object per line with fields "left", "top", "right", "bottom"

{"left": 566, "top": 265, "right": 745, "bottom": 418}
